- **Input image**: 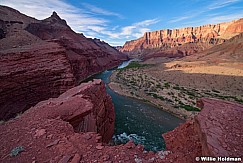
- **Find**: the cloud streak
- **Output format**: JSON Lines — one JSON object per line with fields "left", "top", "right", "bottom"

{"left": 169, "top": 16, "right": 193, "bottom": 23}
{"left": 82, "top": 3, "right": 123, "bottom": 19}
{"left": 168, "top": 0, "right": 242, "bottom": 26}
{"left": 208, "top": 0, "right": 241, "bottom": 10}
{"left": 1, "top": 0, "right": 159, "bottom": 46}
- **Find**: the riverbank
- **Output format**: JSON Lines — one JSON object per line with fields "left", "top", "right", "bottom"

{"left": 108, "top": 71, "right": 194, "bottom": 120}
{"left": 92, "top": 65, "right": 185, "bottom": 151}
{"left": 108, "top": 59, "right": 243, "bottom": 120}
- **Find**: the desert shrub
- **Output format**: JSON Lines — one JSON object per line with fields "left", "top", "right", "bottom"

{"left": 143, "top": 99, "right": 150, "bottom": 103}
{"left": 118, "top": 62, "right": 152, "bottom": 70}
{"left": 173, "top": 86, "right": 180, "bottom": 90}
{"left": 180, "top": 105, "right": 200, "bottom": 111}
{"left": 212, "top": 89, "right": 220, "bottom": 93}
{"left": 235, "top": 98, "right": 243, "bottom": 104}
{"left": 186, "top": 91, "right": 197, "bottom": 97}
{"left": 164, "top": 82, "right": 170, "bottom": 88}
{"left": 156, "top": 84, "right": 162, "bottom": 89}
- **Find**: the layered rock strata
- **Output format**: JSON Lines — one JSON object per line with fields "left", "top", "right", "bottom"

{"left": 0, "top": 6, "right": 127, "bottom": 120}
{"left": 0, "top": 42, "right": 76, "bottom": 120}
{"left": 121, "top": 18, "right": 243, "bottom": 58}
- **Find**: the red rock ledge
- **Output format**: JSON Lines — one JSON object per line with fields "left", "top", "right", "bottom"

{"left": 195, "top": 98, "right": 243, "bottom": 159}
{"left": 163, "top": 98, "right": 243, "bottom": 162}
{"left": 0, "top": 82, "right": 242, "bottom": 162}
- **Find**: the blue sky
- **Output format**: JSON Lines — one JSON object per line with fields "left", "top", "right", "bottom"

{"left": 1, "top": 0, "right": 243, "bottom": 46}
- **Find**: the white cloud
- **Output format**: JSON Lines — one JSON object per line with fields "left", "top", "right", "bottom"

{"left": 121, "top": 26, "right": 136, "bottom": 35}
{"left": 0, "top": 0, "right": 160, "bottom": 46}
{"left": 120, "top": 19, "right": 160, "bottom": 37}
{"left": 168, "top": 0, "right": 242, "bottom": 27}
{"left": 205, "top": 12, "right": 243, "bottom": 24}
{"left": 134, "top": 19, "right": 160, "bottom": 26}
{"left": 1, "top": 0, "right": 108, "bottom": 33}
{"left": 208, "top": 0, "right": 240, "bottom": 10}
{"left": 82, "top": 3, "right": 123, "bottom": 19}
{"left": 169, "top": 16, "right": 192, "bottom": 23}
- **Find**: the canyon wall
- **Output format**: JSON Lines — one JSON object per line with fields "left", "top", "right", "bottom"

{"left": 121, "top": 18, "right": 243, "bottom": 58}
{"left": 0, "top": 6, "right": 127, "bottom": 120}
{"left": 0, "top": 42, "right": 75, "bottom": 120}
{"left": 1, "top": 81, "right": 242, "bottom": 162}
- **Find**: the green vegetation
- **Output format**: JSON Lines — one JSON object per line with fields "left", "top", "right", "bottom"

{"left": 173, "top": 86, "right": 181, "bottom": 90}
{"left": 235, "top": 98, "right": 243, "bottom": 104}
{"left": 180, "top": 104, "right": 200, "bottom": 111}
{"left": 212, "top": 89, "right": 220, "bottom": 93}
{"left": 118, "top": 61, "right": 152, "bottom": 70}
{"left": 186, "top": 91, "right": 198, "bottom": 97}
{"left": 156, "top": 84, "right": 162, "bottom": 89}
{"left": 143, "top": 98, "right": 150, "bottom": 103}
{"left": 147, "top": 92, "right": 165, "bottom": 101}
{"left": 164, "top": 82, "right": 170, "bottom": 88}
{"left": 165, "top": 98, "right": 173, "bottom": 103}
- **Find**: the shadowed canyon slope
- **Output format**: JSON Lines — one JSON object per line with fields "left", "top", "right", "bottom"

{"left": 0, "top": 6, "right": 127, "bottom": 120}
{"left": 120, "top": 18, "right": 243, "bottom": 58}
{"left": 184, "top": 32, "right": 243, "bottom": 62}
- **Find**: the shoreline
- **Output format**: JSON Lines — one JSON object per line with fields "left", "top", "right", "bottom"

{"left": 107, "top": 60, "right": 243, "bottom": 120}
{"left": 107, "top": 71, "right": 193, "bottom": 120}
{"left": 108, "top": 82, "right": 187, "bottom": 121}
{"left": 78, "top": 59, "right": 128, "bottom": 84}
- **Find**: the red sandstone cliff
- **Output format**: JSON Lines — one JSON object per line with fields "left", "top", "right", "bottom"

{"left": 0, "top": 6, "right": 127, "bottom": 120}
{"left": 120, "top": 18, "right": 243, "bottom": 58}
{"left": 185, "top": 32, "right": 243, "bottom": 62}
{"left": 0, "top": 81, "right": 242, "bottom": 162}
{"left": 146, "top": 31, "right": 243, "bottom": 61}
{"left": 0, "top": 42, "right": 76, "bottom": 120}
{"left": 163, "top": 98, "right": 243, "bottom": 162}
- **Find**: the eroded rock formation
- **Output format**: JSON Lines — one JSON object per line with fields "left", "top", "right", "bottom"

{"left": 195, "top": 98, "right": 242, "bottom": 158}
{"left": 0, "top": 80, "right": 116, "bottom": 162}
{"left": 0, "top": 5, "right": 127, "bottom": 120}
{"left": 0, "top": 82, "right": 242, "bottom": 163}
{"left": 0, "top": 42, "right": 75, "bottom": 120}
{"left": 120, "top": 18, "right": 243, "bottom": 58}
{"left": 163, "top": 98, "right": 243, "bottom": 162}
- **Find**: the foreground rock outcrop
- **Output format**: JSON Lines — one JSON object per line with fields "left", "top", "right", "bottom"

{"left": 120, "top": 18, "right": 243, "bottom": 58}
{"left": 0, "top": 81, "right": 242, "bottom": 163}
{"left": 0, "top": 5, "right": 127, "bottom": 120}
{"left": 195, "top": 98, "right": 242, "bottom": 158}
{"left": 163, "top": 98, "right": 243, "bottom": 162}
{"left": 0, "top": 80, "right": 116, "bottom": 162}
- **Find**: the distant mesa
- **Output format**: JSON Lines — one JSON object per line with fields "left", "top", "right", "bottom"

{"left": 120, "top": 18, "right": 243, "bottom": 59}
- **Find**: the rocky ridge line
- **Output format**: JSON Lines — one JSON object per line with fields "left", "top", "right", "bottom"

{"left": 120, "top": 18, "right": 243, "bottom": 58}
{"left": 0, "top": 5, "right": 127, "bottom": 120}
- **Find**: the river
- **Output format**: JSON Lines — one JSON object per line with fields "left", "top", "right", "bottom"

{"left": 90, "top": 60, "right": 184, "bottom": 151}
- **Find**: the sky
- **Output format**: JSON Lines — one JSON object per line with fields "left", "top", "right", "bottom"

{"left": 1, "top": 0, "right": 243, "bottom": 46}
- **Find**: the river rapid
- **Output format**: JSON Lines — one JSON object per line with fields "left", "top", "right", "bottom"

{"left": 91, "top": 60, "right": 184, "bottom": 151}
